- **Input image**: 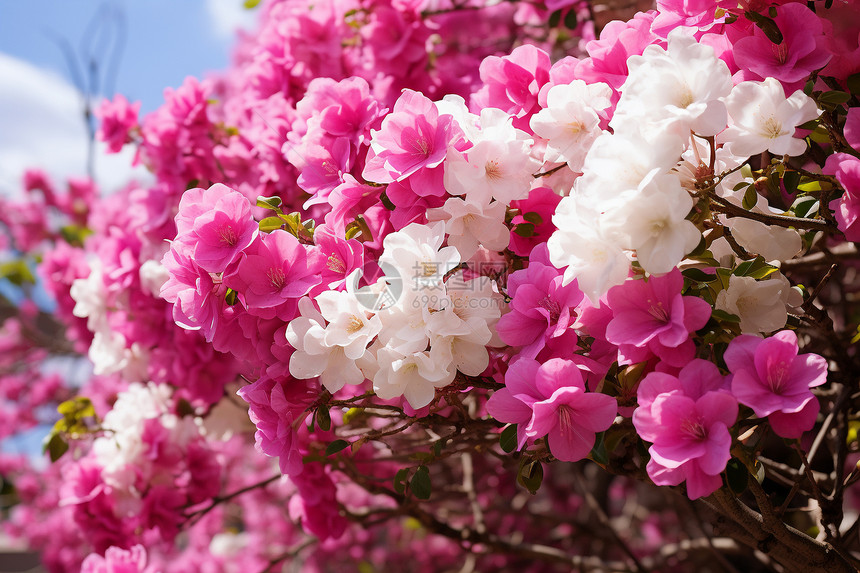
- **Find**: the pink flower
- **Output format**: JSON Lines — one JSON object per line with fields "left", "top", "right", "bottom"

{"left": 605, "top": 270, "right": 712, "bottom": 368}
{"left": 472, "top": 44, "right": 551, "bottom": 132}
{"left": 495, "top": 245, "right": 584, "bottom": 359}
{"left": 289, "top": 463, "right": 348, "bottom": 540}
{"left": 825, "top": 153, "right": 860, "bottom": 241}
{"left": 96, "top": 94, "right": 141, "bottom": 154}
{"left": 188, "top": 189, "right": 258, "bottom": 273}
{"left": 508, "top": 187, "right": 562, "bottom": 257}
{"left": 725, "top": 330, "right": 827, "bottom": 438}
{"left": 633, "top": 360, "right": 737, "bottom": 500}
{"left": 81, "top": 544, "right": 149, "bottom": 573}
{"left": 487, "top": 358, "right": 617, "bottom": 462}
{"left": 224, "top": 230, "right": 323, "bottom": 309}
{"left": 363, "top": 89, "right": 463, "bottom": 183}
{"left": 574, "top": 11, "right": 661, "bottom": 96}
{"left": 732, "top": 3, "right": 832, "bottom": 92}
{"left": 237, "top": 375, "right": 318, "bottom": 476}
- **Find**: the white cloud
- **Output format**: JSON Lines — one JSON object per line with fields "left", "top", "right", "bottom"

{"left": 0, "top": 52, "right": 149, "bottom": 198}
{"left": 205, "top": 0, "right": 258, "bottom": 39}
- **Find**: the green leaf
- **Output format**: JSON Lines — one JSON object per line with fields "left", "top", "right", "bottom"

{"left": 256, "top": 195, "right": 282, "bottom": 211}
{"left": 316, "top": 407, "right": 332, "bottom": 432}
{"left": 500, "top": 424, "right": 518, "bottom": 453}
{"left": 522, "top": 211, "right": 543, "bottom": 226}
{"left": 42, "top": 432, "right": 69, "bottom": 463}
{"left": 847, "top": 73, "right": 860, "bottom": 96}
{"left": 794, "top": 197, "right": 818, "bottom": 219}
{"left": 259, "top": 216, "right": 284, "bottom": 232}
{"left": 410, "top": 466, "right": 432, "bottom": 500}
{"left": 517, "top": 460, "right": 543, "bottom": 495}
{"left": 57, "top": 397, "right": 95, "bottom": 419}
{"left": 818, "top": 91, "right": 851, "bottom": 106}
{"left": 563, "top": 9, "right": 578, "bottom": 29}
{"left": 711, "top": 309, "right": 741, "bottom": 323}
{"left": 725, "top": 458, "right": 749, "bottom": 494}
{"left": 682, "top": 268, "right": 717, "bottom": 283}
{"left": 744, "top": 11, "right": 783, "bottom": 45}
{"left": 225, "top": 288, "right": 238, "bottom": 306}
{"left": 393, "top": 468, "right": 409, "bottom": 495}
{"left": 742, "top": 185, "right": 758, "bottom": 210}
{"left": 432, "top": 437, "right": 447, "bottom": 457}
{"left": 548, "top": 9, "right": 561, "bottom": 27}
{"left": 796, "top": 119, "right": 819, "bottom": 131}
{"left": 589, "top": 432, "right": 609, "bottom": 466}
{"left": 0, "top": 260, "right": 35, "bottom": 286}
{"left": 782, "top": 171, "right": 801, "bottom": 194}
{"left": 325, "top": 439, "right": 349, "bottom": 456}
{"left": 244, "top": 0, "right": 261, "bottom": 9}
{"left": 513, "top": 222, "right": 535, "bottom": 237}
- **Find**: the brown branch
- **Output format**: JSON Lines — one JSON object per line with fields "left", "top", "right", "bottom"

{"left": 709, "top": 194, "right": 836, "bottom": 233}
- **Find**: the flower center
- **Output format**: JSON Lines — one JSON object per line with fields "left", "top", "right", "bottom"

{"left": 761, "top": 116, "right": 784, "bottom": 140}
{"left": 326, "top": 254, "right": 346, "bottom": 273}
{"left": 767, "top": 361, "right": 789, "bottom": 394}
{"left": 646, "top": 299, "right": 670, "bottom": 323}
{"left": 539, "top": 295, "right": 562, "bottom": 322}
{"left": 218, "top": 224, "right": 238, "bottom": 246}
{"left": 267, "top": 267, "right": 286, "bottom": 290}
{"left": 677, "top": 86, "right": 694, "bottom": 109}
{"left": 346, "top": 314, "right": 365, "bottom": 334}
{"left": 568, "top": 120, "right": 586, "bottom": 135}
{"left": 485, "top": 160, "right": 503, "bottom": 181}
{"left": 681, "top": 416, "right": 707, "bottom": 441}
{"left": 771, "top": 42, "right": 788, "bottom": 65}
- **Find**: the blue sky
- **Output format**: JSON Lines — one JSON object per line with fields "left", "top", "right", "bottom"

{"left": 0, "top": 0, "right": 257, "bottom": 195}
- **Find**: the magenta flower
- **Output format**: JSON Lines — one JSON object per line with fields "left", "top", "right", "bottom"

{"left": 825, "top": 153, "right": 860, "bottom": 242}
{"left": 733, "top": 3, "right": 832, "bottom": 92}
{"left": 81, "top": 544, "right": 149, "bottom": 573}
{"left": 224, "top": 230, "right": 323, "bottom": 309}
{"left": 633, "top": 360, "right": 737, "bottom": 500}
{"left": 189, "top": 190, "right": 258, "bottom": 273}
{"left": 605, "top": 269, "right": 711, "bottom": 367}
{"left": 95, "top": 94, "right": 141, "bottom": 154}
{"left": 362, "top": 89, "right": 462, "bottom": 183}
{"left": 237, "top": 374, "right": 318, "bottom": 476}
{"left": 725, "top": 330, "right": 827, "bottom": 438}
{"left": 487, "top": 358, "right": 617, "bottom": 462}
{"left": 496, "top": 244, "right": 584, "bottom": 359}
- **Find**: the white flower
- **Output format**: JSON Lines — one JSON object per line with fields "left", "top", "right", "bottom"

{"left": 602, "top": 170, "right": 701, "bottom": 275}
{"left": 316, "top": 290, "right": 382, "bottom": 358}
{"left": 612, "top": 30, "right": 732, "bottom": 141}
{"left": 286, "top": 297, "right": 367, "bottom": 393}
{"left": 530, "top": 80, "right": 612, "bottom": 171}
{"left": 373, "top": 346, "right": 455, "bottom": 409}
{"left": 727, "top": 217, "right": 802, "bottom": 262}
{"left": 435, "top": 95, "right": 480, "bottom": 141}
{"left": 379, "top": 222, "right": 461, "bottom": 308}
{"left": 715, "top": 274, "right": 792, "bottom": 333}
{"left": 139, "top": 259, "right": 171, "bottom": 298}
{"left": 428, "top": 197, "right": 509, "bottom": 259}
{"left": 70, "top": 259, "right": 109, "bottom": 331}
{"left": 548, "top": 199, "right": 630, "bottom": 303}
{"left": 443, "top": 108, "right": 540, "bottom": 204}
{"left": 425, "top": 306, "right": 492, "bottom": 376}
{"left": 720, "top": 77, "right": 820, "bottom": 157}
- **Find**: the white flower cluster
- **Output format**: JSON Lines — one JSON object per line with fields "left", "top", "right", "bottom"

{"left": 288, "top": 222, "right": 503, "bottom": 409}
{"left": 71, "top": 259, "right": 149, "bottom": 379}
{"left": 548, "top": 31, "right": 819, "bottom": 305}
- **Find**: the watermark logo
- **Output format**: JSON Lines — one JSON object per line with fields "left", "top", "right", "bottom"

{"left": 347, "top": 261, "right": 404, "bottom": 312}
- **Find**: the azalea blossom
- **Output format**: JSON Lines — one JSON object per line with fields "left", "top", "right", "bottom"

{"left": 720, "top": 78, "right": 820, "bottom": 158}
{"left": 486, "top": 358, "right": 617, "bottom": 462}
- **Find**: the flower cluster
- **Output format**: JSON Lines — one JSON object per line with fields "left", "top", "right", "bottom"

{"left": 3, "top": 0, "right": 860, "bottom": 571}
